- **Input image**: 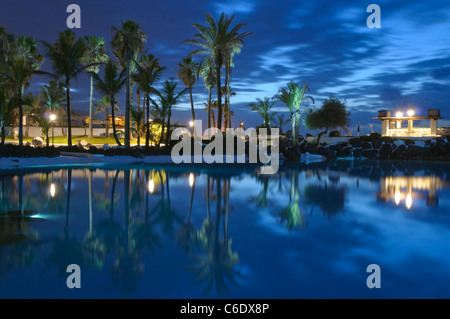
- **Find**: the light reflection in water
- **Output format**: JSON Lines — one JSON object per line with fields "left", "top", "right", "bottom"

{"left": 1, "top": 161, "right": 450, "bottom": 298}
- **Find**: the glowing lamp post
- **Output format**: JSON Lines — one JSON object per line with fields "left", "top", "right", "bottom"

{"left": 49, "top": 113, "right": 56, "bottom": 146}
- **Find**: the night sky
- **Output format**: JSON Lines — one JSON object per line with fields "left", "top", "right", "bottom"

{"left": 1, "top": 0, "right": 450, "bottom": 135}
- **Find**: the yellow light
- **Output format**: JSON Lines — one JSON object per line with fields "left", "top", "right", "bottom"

{"left": 405, "top": 193, "right": 413, "bottom": 210}
{"left": 189, "top": 121, "right": 194, "bottom": 127}
{"left": 394, "top": 190, "right": 401, "bottom": 205}
{"left": 189, "top": 173, "right": 194, "bottom": 187}
{"left": 395, "top": 112, "right": 403, "bottom": 118}
{"left": 148, "top": 179, "right": 154, "bottom": 193}
{"left": 407, "top": 109, "right": 415, "bottom": 117}
{"left": 49, "top": 114, "right": 56, "bottom": 121}
{"left": 50, "top": 183, "right": 56, "bottom": 198}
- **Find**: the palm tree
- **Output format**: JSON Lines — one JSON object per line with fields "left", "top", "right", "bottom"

{"left": 0, "top": 35, "right": 43, "bottom": 147}
{"left": 203, "top": 100, "right": 217, "bottom": 130}
{"left": 248, "top": 97, "right": 278, "bottom": 128}
{"left": 130, "top": 106, "right": 145, "bottom": 146}
{"left": 94, "top": 96, "right": 119, "bottom": 139}
{"left": 111, "top": 20, "right": 146, "bottom": 148}
{"left": 150, "top": 80, "right": 187, "bottom": 146}
{"left": 274, "top": 113, "right": 289, "bottom": 135}
{"left": 82, "top": 36, "right": 108, "bottom": 139}
{"left": 133, "top": 54, "right": 165, "bottom": 147}
{"left": 41, "top": 30, "right": 92, "bottom": 147}
{"left": 41, "top": 80, "right": 66, "bottom": 114}
{"left": 275, "top": 81, "right": 314, "bottom": 146}
{"left": 200, "top": 58, "right": 216, "bottom": 131}
{"left": 91, "top": 60, "right": 126, "bottom": 146}
{"left": 185, "top": 13, "right": 251, "bottom": 131}
{"left": 177, "top": 57, "right": 199, "bottom": 128}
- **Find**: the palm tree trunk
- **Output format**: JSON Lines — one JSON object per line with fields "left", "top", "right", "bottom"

{"left": 110, "top": 97, "right": 122, "bottom": 146}
{"left": 105, "top": 106, "right": 109, "bottom": 139}
{"left": 145, "top": 93, "right": 150, "bottom": 148}
{"left": 1, "top": 121, "right": 5, "bottom": 146}
{"left": 18, "top": 86, "right": 23, "bottom": 147}
{"left": 124, "top": 61, "right": 131, "bottom": 148}
{"left": 66, "top": 82, "right": 72, "bottom": 147}
{"left": 226, "top": 68, "right": 231, "bottom": 129}
{"left": 189, "top": 85, "right": 196, "bottom": 136}
{"left": 215, "top": 62, "right": 223, "bottom": 132}
{"left": 159, "top": 120, "right": 165, "bottom": 146}
{"left": 211, "top": 109, "right": 216, "bottom": 129}
{"left": 89, "top": 74, "right": 94, "bottom": 139}
{"left": 207, "top": 89, "right": 212, "bottom": 130}
{"left": 165, "top": 108, "right": 172, "bottom": 147}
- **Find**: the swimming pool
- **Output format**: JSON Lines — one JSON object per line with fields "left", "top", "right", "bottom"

{"left": 1, "top": 160, "right": 450, "bottom": 298}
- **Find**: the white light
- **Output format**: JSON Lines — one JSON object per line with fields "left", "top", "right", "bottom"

{"left": 50, "top": 183, "right": 56, "bottom": 198}
{"left": 407, "top": 109, "right": 415, "bottom": 117}
{"left": 189, "top": 173, "right": 194, "bottom": 187}
{"left": 394, "top": 190, "right": 401, "bottom": 205}
{"left": 189, "top": 121, "right": 194, "bottom": 127}
{"left": 49, "top": 114, "right": 56, "bottom": 121}
{"left": 405, "top": 193, "right": 413, "bottom": 210}
{"left": 395, "top": 112, "right": 403, "bottom": 118}
{"left": 148, "top": 179, "right": 154, "bottom": 193}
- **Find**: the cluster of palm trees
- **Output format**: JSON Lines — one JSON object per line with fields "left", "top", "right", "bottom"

{"left": 0, "top": 12, "right": 254, "bottom": 149}
{"left": 247, "top": 81, "right": 315, "bottom": 145}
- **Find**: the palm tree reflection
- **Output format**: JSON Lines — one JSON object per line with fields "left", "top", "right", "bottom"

{"left": 189, "top": 175, "right": 240, "bottom": 297}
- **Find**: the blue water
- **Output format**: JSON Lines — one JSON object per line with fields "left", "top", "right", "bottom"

{"left": 1, "top": 160, "right": 450, "bottom": 299}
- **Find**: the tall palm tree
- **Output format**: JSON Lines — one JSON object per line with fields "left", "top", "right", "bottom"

{"left": 0, "top": 35, "right": 43, "bottom": 147}
{"left": 247, "top": 97, "right": 278, "bottom": 128}
{"left": 82, "top": 36, "right": 108, "bottom": 139}
{"left": 41, "top": 30, "right": 92, "bottom": 147}
{"left": 91, "top": 60, "right": 126, "bottom": 146}
{"left": 275, "top": 81, "right": 314, "bottom": 146}
{"left": 133, "top": 54, "right": 165, "bottom": 147}
{"left": 177, "top": 57, "right": 199, "bottom": 127}
{"left": 150, "top": 80, "right": 187, "bottom": 146}
{"left": 185, "top": 13, "right": 251, "bottom": 131}
{"left": 94, "top": 96, "right": 119, "bottom": 139}
{"left": 41, "top": 80, "right": 66, "bottom": 114}
{"left": 200, "top": 57, "right": 216, "bottom": 131}
{"left": 111, "top": 20, "right": 146, "bottom": 148}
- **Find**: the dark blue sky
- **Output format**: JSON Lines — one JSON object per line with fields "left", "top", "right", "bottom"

{"left": 1, "top": 0, "right": 450, "bottom": 135}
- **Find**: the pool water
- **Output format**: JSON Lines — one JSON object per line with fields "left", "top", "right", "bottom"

{"left": 1, "top": 160, "right": 450, "bottom": 298}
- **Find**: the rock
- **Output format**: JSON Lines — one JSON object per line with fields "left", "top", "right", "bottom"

{"left": 363, "top": 149, "right": 378, "bottom": 160}
{"left": 283, "top": 146, "right": 301, "bottom": 161}
{"left": 379, "top": 143, "right": 393, "bottom": 157}
{"left": 353, "top": 148, "right": 363, "bottom": 158}
{"left": 349, "top": 138, "right": 362, "bottom": 148}
{"left": 317, "top": 146, "right": 328, "bottom": 156}
{"left": 441, "top": 143, "right": 450, "bottom": 155}
{"left": 362, "top": 142, "right": 372, "bottom": 150}
{"left": 391, "top": 144, "right": 406, "bottom": 159}
{"left": 338, "top": 146, "right": 353, "bottom": 157}
{"left": 325, "top": 150, "right": 337, "bottom": 160}
{"left": 80, "top": 140, "right": 91, "bottom": 150}
{"left": 32, "top": 137, "right": 44, "bottom": 148}
{"left": 404, "top": 145, "right": 424, "bottom": 157}
{"left": 435, "top": 137, "right": 446, "bottom": 147}
{"left": 372, "top": 139, "right": 383, "bottom": 149}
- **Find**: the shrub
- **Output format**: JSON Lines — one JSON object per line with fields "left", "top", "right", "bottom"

{"left": 329, "top": 130, "right": 341, "bottom": 137}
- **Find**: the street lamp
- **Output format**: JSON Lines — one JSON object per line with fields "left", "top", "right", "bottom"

{"left": 49, "top": 113, "right": 56, "bottom": 146}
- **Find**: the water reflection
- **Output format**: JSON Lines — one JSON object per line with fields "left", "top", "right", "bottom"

{"left": 1, "top": 160, "right": 450, "bottom": 297}
{"left": 377, "top": 176, "right": 449, "bottom": 208}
